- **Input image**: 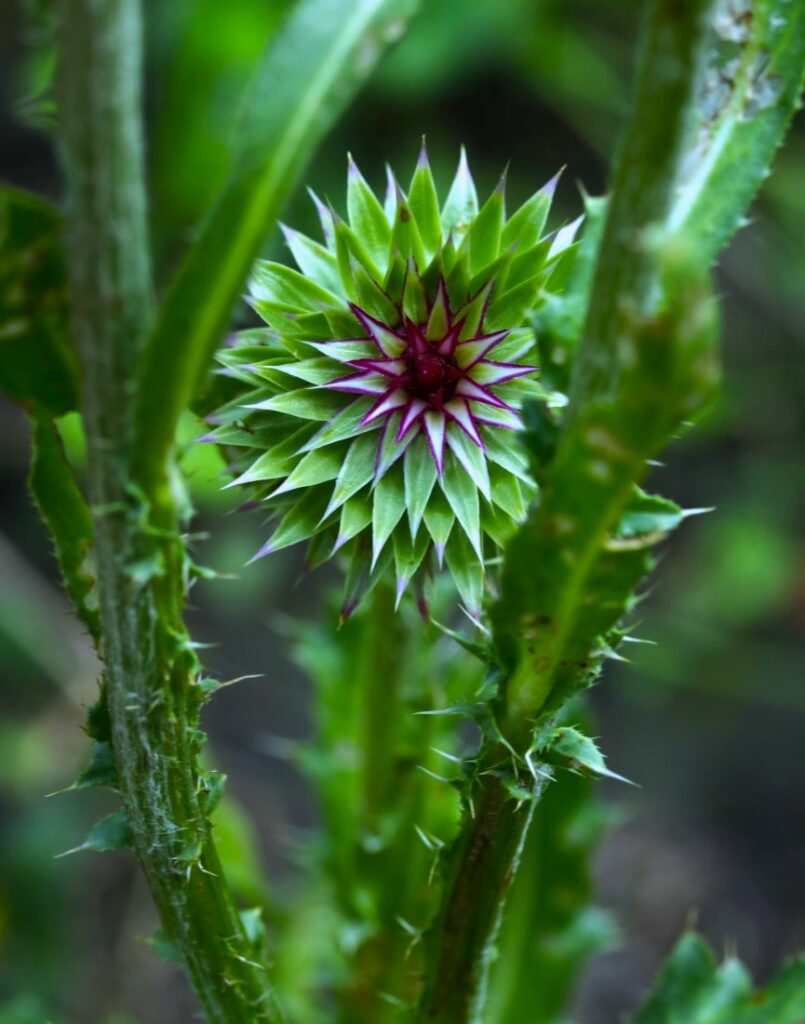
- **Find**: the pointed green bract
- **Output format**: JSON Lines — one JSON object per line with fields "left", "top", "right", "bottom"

{"left": 327, "top": 433, "right": 378, "bottom": 513}
{"left": 441, "top": 147, "right": 479, "bottom": 243}
{"left": 372, "top": 463, "right": 407, "bottom": 565}
{"left": 440, "top": 456, "right": 482, "bottom": 560}
{"left": 281, "top": 224, "right": 343, "bottom": 295}
{"left": 409, "top": 145, "right": 442, "bottom": 257}
{"left": 215, "top": 146, "right": 571, "bottom": 615}
{"left": 404, "top": 438, "right": 438, "bottom": 535}
{"left": 423, "top": 488, "right": 455, "bottom": 559}
{"left": 464, "top": 178, "right": 505, "bottom": 276}
{"left": 347, "top": 155, "right": 392, "bottom": 269}
{"left": 502, "top": 180, "right": 556, "bottom": 253}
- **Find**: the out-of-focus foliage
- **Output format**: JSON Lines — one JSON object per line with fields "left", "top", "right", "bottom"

{"left": 0, "top": 189, "right": 76, "bottom": 413}
{"left": 280, "top": 580, "right": 481, "bottom": 1019}
{"left": 632, "top": 931, "right": 805, "bottom": 1024}
{"left": 147, "top": 0, "right": 295, "bottom": 263}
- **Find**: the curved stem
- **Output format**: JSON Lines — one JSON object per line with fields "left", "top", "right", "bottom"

{"left": 56, "top": 2, "right": 282, "bottom": 1020}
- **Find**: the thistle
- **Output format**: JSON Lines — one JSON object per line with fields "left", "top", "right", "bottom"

{"left": 210, "top": 145, "right": 579, "bottom": 617}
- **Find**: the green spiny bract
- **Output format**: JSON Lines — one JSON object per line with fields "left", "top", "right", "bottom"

{"left": 208, "top": 145, "right": 579, "bottom": 617}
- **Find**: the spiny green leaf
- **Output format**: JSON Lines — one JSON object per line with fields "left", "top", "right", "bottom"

{"left": 487, "top": 735, "right": 616, "bottom": 1024}
{"left": 503, "top": 238, "right": 552, "bottom": 293}
{"left": 376, "top": 410, "right": 415, "bottom": 481}
{"left": 544, "top": 726, "right": 632, "bottom": 784}
{"left": 150, "top": 929, "right": 182, "bottom": 964}
{"left": 352, "top": 260, "right": 400, "bottom": 323}
{"left": 486, "top": 273, "right": 547, "bottom": 332}
{"left": 198, "top": 769, "right": 227, "bottom": 816}
{"left": 402, "top": 262, "right": 429, "bottom": 322}
{"left": 59, "top": 808, "right": 132, "bottom": 857}
{"left": 483, "top": 426, "right": 532, "bottom": 484}
{"left": 266, "top": 357, "right": 339, "bottom": 386}
{"left": 667, "top": 0, "right": 805, "bottom": 264}
{"left": 384, "top": 250, "right": 408, "bottom": 303}
{"left": 489, "top": 467, "right": 528, "bottom": 521}
{"left": 85, "top": 684, "right": 111, "bottom": 744}
{"left": 240, "top": 906, "right": 267, "bottom": 950}
{"left": 456, "top": 280, "right": 493, "bottom": 340}
{"left": 618, "top": 487, "right": 683, "bottom": 538}
{"left": 73, "top": 740, "right": 118, "bottom": 791}
{"left": 482, "top": 502, "right": 518, "bottom": 548}
{"left": 729, "top": 960, "right": 805, "bottom": 1024}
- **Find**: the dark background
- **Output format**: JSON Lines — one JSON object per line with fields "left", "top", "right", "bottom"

{"left": 1, "top": 1, "right": 804, "bottom": 1021}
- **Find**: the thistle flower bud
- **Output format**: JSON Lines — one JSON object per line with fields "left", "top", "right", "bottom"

{"left": 210, "top": 146, "right": 578, "bottom": 617}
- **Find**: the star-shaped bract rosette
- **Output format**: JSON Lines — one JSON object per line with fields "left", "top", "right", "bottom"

{"left": 208, "top": 146, "right": 581, "bottom": 618}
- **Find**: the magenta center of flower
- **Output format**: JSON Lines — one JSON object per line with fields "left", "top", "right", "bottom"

{"left": 407, "top": 347, "right": 458, "bottom": 405}
{"left": 328, "top": 301, "right": 534, "bottom": 463}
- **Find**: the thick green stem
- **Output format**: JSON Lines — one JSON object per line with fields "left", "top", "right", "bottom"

{"left": 419, "top": 3, "right": 715, "bottom": 1021}
{"left": 419, "top": 774, "right": 543, "bottom": 1023}
{"left": 568, "top": 0, "right": 713, "bottom": 412}
{"left": 56, "top": 2, "right": 281, "bottom": 1020}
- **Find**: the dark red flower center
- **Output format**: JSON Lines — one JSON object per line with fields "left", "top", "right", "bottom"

{"left": 406, "top": 347, "right": 460, "bottom": 406}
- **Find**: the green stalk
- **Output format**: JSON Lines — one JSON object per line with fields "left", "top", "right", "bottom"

{"left": 567, "top": 0, "right": 713, "bottom": 413}
{"left": 56, "top": 2, "right": 281, "bottom": 1020}
{"left": 419, "top": 774, "right": 543, "bottom": 1024}
{"left": 419, "top": 2, "right": 714, "bottom": 1020}
{"left": 336, "top": 583, "right": 408, "bottom": 1021}
{"left": 360, "top": 583, "right": 405, "bottom": 832}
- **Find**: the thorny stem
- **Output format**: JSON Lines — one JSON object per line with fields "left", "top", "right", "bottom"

{"left": 419, "top": 1, "right": 714, "bottom": 1020}
{"left": 419, "top": 773, "right": 545, "bottom": 1023}
{"left": 56, "top": 1, "right": 282, "bottom": 1019}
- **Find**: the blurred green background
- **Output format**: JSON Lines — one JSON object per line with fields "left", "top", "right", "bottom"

{"left": 1, "top": 0, "right": 804, "bottom": 1021}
